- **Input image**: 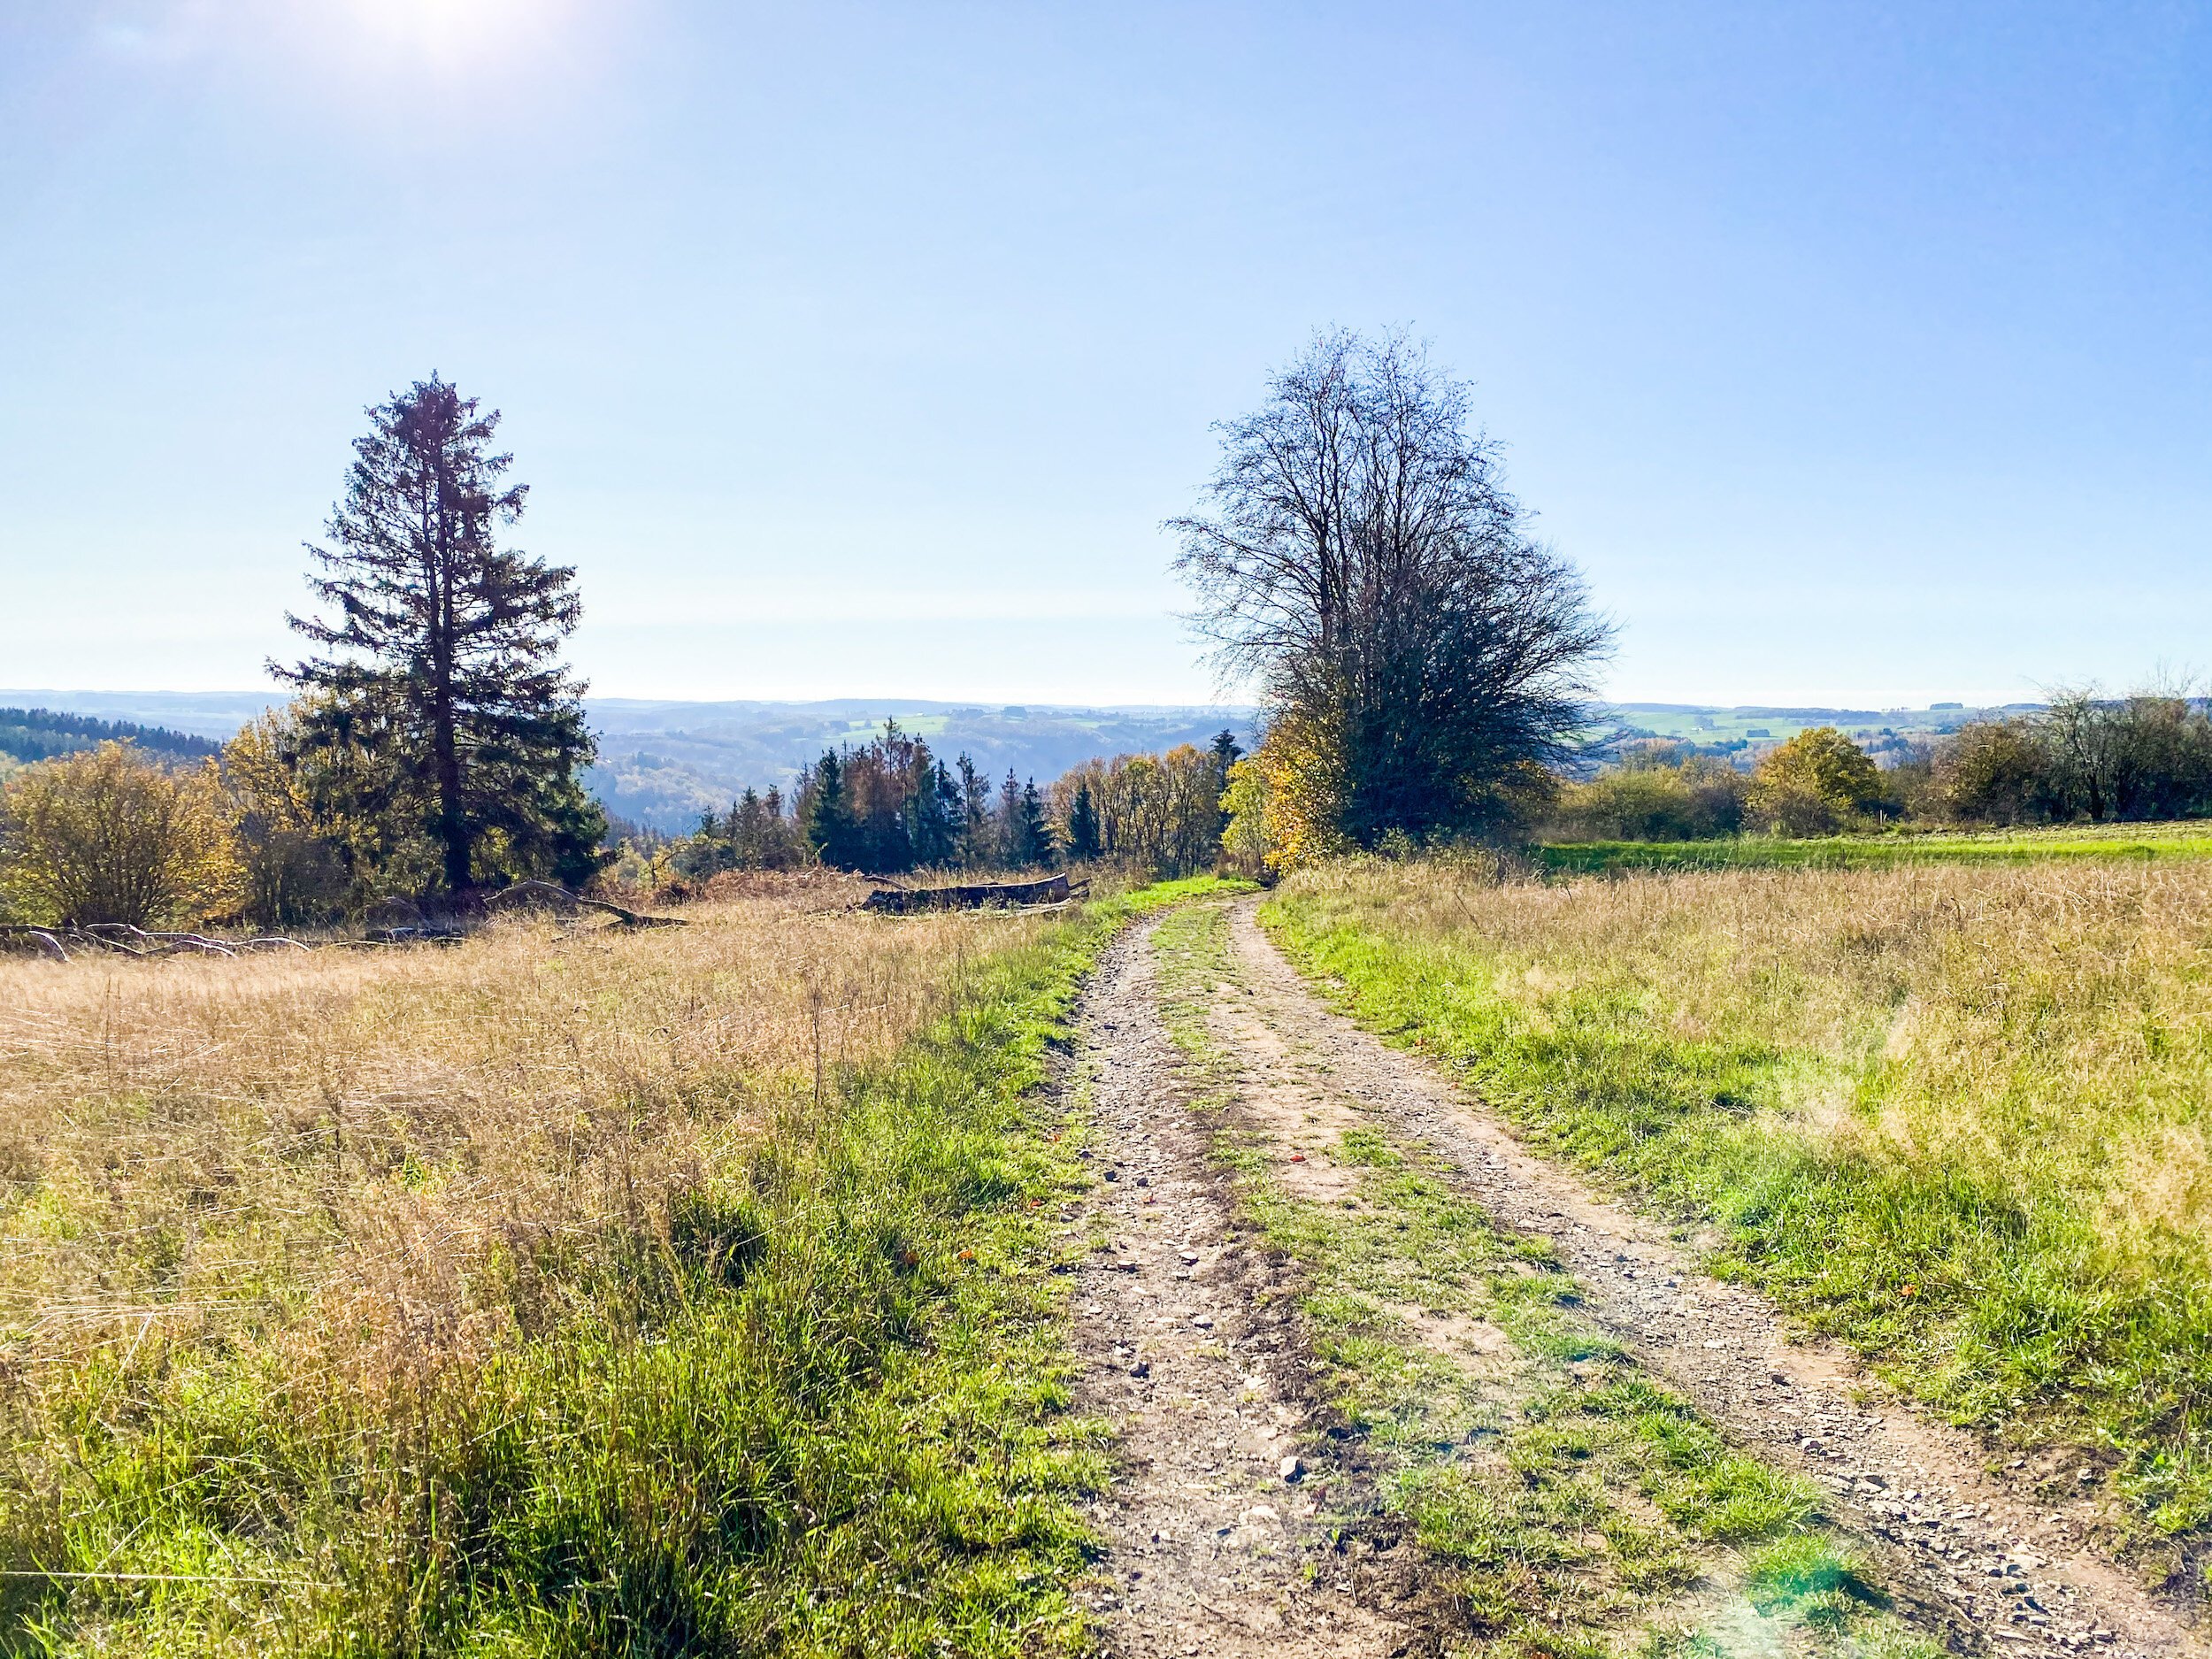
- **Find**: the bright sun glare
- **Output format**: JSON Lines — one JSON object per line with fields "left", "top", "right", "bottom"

{"left": 342, "top": 0, "right": 562, "bottom": 68}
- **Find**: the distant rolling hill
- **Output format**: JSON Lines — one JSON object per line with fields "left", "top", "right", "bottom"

{"left": 0, "top": 706, "right": 222, "bottom": 769}
{"left": 0, "top": 691, "right": 2036, "bottom": 834}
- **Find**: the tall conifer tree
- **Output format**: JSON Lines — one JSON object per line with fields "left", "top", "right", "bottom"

{"left": 803, "top": 749, "right": 858, "bottom": 867}
{"left": 956, "top": 755, "right": 994, "bottom": 869}
{"left": 1064, "top": 780, "right": 1102, "bottom": 861}
{"left": 995, "top": 769, "right": 1022, "bottom": 865}
{"left": 276, "top": 376, "right": 603, "bottom": 895}
{"left": 1012, "top": 778, "right": 1055, "bottom": 868}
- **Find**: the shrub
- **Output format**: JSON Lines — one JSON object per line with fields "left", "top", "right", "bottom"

{"left": 1546, "top": 753, "right": 1747, "bottom": 842}
{"left": 1221, "top": 708, "right": 1352, "bottom": 874}
{"left": 2040, "top": 687, "right": 2212, "bottom": 823}
{"left": 223, "top": 711, "right": 352, "bottom": 926}
{"left": 1933, "top": 718, "right": 2052, "bottom": 825}
{"left": 1929, "top": 692, "right": 2212, "bottom": 827}
{"left": 1747, "top": 728, "right": 1883, "bottom": 835}
{"left": 0, "top": 741, "right": 238, "bottom": 927}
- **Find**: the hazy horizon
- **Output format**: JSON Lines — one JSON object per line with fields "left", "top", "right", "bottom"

{"left": 0, "top": 686, "right": 2047, "bottom": 724}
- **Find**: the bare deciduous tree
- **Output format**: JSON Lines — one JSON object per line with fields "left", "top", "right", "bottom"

{"left": 1172, "top": 329, "right": 1609, "bottom": 843}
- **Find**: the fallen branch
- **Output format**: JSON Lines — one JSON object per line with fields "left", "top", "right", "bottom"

{"left": 0, "top": 925, "right": 70, "bottom": 962}
{"left": 490, "top": 879, "right": 686, "bottom": 928}
{"left": 81, "top": 924, "right": 235, "bottom": 957}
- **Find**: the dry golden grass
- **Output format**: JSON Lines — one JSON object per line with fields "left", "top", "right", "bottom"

{"left": 0, "top": 867, "right": 1185, "bottom": 1655}
{"left": 0, "top": 878, "right": 1054, "bottom": 1459}
{"left": 1270, "top": 856, "right": 2212, "bottom": 1538}
{"left": 1299, "top": 857, "right": 2212, "bottom": 1259}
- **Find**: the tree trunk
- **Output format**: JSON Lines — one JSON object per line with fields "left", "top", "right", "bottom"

{"left": 428, "top": 468, "right": 471, "bottom": 894}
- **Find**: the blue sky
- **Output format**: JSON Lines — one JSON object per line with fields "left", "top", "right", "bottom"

{"left": 3, "top": 1, "right": 2208, "bottom": 707}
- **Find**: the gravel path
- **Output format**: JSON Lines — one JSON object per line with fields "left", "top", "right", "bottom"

{"left": 1069, "top": 918, "right": 1433, "bottom": 1659}
{"left": 1227, "top": 898, "right": 2206, "bottom": 1659}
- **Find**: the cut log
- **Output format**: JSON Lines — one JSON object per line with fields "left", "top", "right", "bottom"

{"left": 863, "top": 874, "right": 1074, "bottom": 913}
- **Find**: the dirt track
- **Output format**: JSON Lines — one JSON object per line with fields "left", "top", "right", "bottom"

{"left": 1064, "top": 897, "right": 2207, "bottom": 1659}
{"left": 1069, "top": 919, "right": 1429, "bottom": 1658}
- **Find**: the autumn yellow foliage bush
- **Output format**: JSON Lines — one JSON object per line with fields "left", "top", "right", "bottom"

{"left": 1222, "top": 707, "right": 1351, "bottom": 873}
{"left": 0, "top": 739, "right": 237, "bottom": 926}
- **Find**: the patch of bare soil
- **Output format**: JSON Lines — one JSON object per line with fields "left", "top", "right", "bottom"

{"left": 1227, "top": 898, "right": 2207, "bottom": 1659}
{"left": 1069, "top": 918, "right": 1445, "bottom": 1659}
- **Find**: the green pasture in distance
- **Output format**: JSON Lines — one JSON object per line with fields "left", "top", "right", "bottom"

{"left": 1601, "top": 702, "right": 2008, "bottom": 749}
{"left": 1535, "top": 821, "right": 2212, "bottom": 875}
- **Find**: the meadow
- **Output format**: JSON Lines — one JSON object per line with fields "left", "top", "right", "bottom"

{"left": 1536, "top": 819, "right": 2212, "bottom": 875}
{"left": 0, "top": 876, "right": 1217, "bottom": 1656}
{"left": 1264, "top": 853, "right": 2212, "bottom": 1566}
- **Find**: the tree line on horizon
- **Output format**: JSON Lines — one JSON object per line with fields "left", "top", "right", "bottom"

{"left": 0, "top": 708, "right": 221, "bottom": 767}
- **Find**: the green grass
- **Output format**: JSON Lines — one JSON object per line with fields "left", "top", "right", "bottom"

{"left": 1146, "top": 902, "right": 1934, "bottom": 1658}
{"left": 2, "top": 876, "right": 1238, "bottom": 1658}
{"left": 1263, "top": 857, "right": 2212, "bottom": 1565}
{"left": 1537, "top": 819, "right": 2212, "bottom": 876}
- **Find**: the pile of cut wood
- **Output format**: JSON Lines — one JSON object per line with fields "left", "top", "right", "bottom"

{"left": 862, "top": 874, "right": 1081, "bottom": 914}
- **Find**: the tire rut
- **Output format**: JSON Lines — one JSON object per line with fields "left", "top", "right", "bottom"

{"left": 1225, "top": 896, "right": 2206, "bottom": 1659}
{"left": 1070, "top": 917, "right": 1433, "bottom": 1659}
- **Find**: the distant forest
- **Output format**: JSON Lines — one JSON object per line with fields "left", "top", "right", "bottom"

{"left": 659, "top": 720, "right": 1242, "bottom": 879}
{"left": 0, "top": 708, "right": 219, "bottom": 765}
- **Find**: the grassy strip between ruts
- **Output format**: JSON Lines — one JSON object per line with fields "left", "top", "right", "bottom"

{"left": 4, "top": 875, "right": 1234, "bottom": 1659}
{"left": 1147, "top": 900, "right": 1938, "bottom": 1659}
{"left": 1261, "top": 857, "right": 2212, "bottom": 1576}
{"left": 1536, "top": 822, "right": 2212, "bottom": 878}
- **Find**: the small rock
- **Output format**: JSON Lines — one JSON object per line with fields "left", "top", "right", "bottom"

{"left": 1191, "top": 1313, "right": 1215, "bottom": 1329}
{"left": 1134, "top": 1175, "right": 1149, "bottom": 1187}
{"left": 1280, "top": 1455, "right": 1305, "bottom": 1482}
{"left": 1128, "top": 1359, "right": 1149, "bottom": 1378}
{"left": 1179, "top": 1248, "right": 1200, "bottom": 1264}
